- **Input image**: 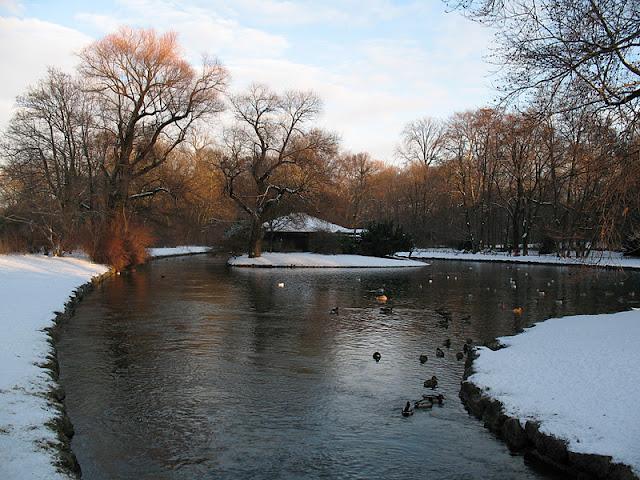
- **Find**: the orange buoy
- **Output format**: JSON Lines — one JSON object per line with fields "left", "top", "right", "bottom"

{"left": 376, "top": 294, "right": 388, "bottom": 303}
{"left": 512, "top": 307, "right": 523, "bottom": 315}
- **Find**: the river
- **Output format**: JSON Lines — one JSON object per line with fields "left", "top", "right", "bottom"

{"left": 57, "top": 255, "right": 640, "bottom": 479}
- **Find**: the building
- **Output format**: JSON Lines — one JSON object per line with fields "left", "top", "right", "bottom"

{"left": 263, "top": 213, "right": 360, "bottom": 252}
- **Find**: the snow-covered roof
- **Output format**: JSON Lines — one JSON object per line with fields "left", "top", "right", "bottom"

{"left": 264, "top": 213, "right": 354, "bottom": 234}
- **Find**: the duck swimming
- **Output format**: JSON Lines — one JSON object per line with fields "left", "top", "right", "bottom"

{"left": 436, "top": 347, "right": 445, "bottom": 358}
{"left": 414, "top": 398, "right": 434, "bottom": 409}
{"left": 402, "top": 401, "right": 414, "bottom": 417}
{"left": 424, "top": 375, "right": 438, "bottom": 389}
{"left": 443, "top": 338, "right": 451, "bottom": 348}
{"left": 419, "top": 354, "right": 428, "bottom": 364}
{"left": 456, "top": 351, "right": 464, "bottom": 361}
{"left": 422, "top": 393, "right": 444, "bottom": 405}
{"left": 373, "top": 351, "right": 382, "bottom": 362}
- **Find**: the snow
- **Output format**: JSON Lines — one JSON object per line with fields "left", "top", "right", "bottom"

{"left": 0, "top": 255, "right": 109, "bottom": 479}
{"left": 228, "top": 252, "right": 428, "bottom": 268}
{"left": 468, "top": 310, "right": 640, "bottom": 474}
{"left": 264, "top": 213, "right": 355, "bottom": 234}
{"left": 396, "top": 248, "right": 640, "bottom": 270}
{"left": 147, "top": 246, "right": 210, "bottom": 257}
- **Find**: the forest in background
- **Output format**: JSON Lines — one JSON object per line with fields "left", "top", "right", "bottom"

{"left": 1, "top": 0, "right": 639, "bottom": 266}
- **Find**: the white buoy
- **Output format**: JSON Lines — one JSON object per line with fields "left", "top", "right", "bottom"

{"left": 277, "top": 282, "right": 285, "bottom": 288}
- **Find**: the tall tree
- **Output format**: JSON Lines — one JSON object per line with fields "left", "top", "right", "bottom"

{"left": 1, "top": 68, "right": 95, "bottom": 253}
{"left": 79, "top": 27, "right": 228, "bottom": 214}
{"left": 216, "top": 84, "right": 338, "bottom": 257}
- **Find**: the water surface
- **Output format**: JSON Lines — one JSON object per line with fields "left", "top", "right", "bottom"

{"left": 57, "top": 256, "right": 640, "bottom": 479}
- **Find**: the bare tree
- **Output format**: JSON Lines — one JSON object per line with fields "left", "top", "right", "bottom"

{"left": 79, "top": 27, "right": 228, "bottom": 213}
{"left": 339, "top": 152, "right": 379, "bottom": 229}
{"left": 216, "top": 84, "right": 338, "bottom": 257}
{"left": 397, "top": 117, "right": 446, "bottom": 166}
{"left": 1, "top": 68, "right": 95, "bottom": 253}
{"left": 448, "top": 0, "right": 640, "bottom": 117}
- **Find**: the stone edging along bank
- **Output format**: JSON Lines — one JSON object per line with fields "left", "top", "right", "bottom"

{"left": 43, "top": 250, "right": 211, "bottom": 477}
{"left": 459, "top": 344, "right": 638, "bottom": 480}
{"left": 44, "top": 269, "right": 114, "bottom": 478}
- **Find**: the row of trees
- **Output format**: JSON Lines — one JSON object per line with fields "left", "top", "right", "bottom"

{"left": 0, "top": 28, "right": 339, "bottom": 264}
{"left": 2, "top": 0, "right": 639, "bottom": 265}
{"left": 322, "top": 107, "right": 639, "bottom": 256}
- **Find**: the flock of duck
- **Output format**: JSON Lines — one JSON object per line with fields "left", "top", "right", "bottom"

{"left": 333, "top": 287, "right": 474, "bottom": 418}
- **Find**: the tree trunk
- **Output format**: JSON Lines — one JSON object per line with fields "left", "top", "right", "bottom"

{"left": 248, "top": 216, "right": 264, "bottom": 258}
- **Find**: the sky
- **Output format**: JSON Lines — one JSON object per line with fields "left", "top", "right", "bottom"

{"left": 0, "top": 0, "right": 497, "bottom": 162}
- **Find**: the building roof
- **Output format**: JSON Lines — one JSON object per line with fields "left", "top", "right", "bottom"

{"left": 264, "top": 213, "right": 354, "bottom": 234}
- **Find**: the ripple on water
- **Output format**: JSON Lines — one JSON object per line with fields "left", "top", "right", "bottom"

{"left": 57, "top": 256, "right": 640, "bottom": 479}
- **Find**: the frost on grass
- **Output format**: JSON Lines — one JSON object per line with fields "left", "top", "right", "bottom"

{"left": 468, "top": 310, "right": 640, "bottom": 474}
{"left": 0, "top": 255, "right": 108, "bottom": 479}
{"left": 228, "top": 252, "right": 427, "bottom": 268}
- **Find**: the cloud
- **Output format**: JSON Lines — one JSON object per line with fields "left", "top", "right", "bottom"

{"left": 74, "top": 0, "right": 290, "bottom": 60}
{"left": 0, "top": 0, "right": 23, "bottom": 15}
{"left": 0, "top": 1, "right": 496, "bottom": 161}
{"left": 0, "top": 17, "right": 92, "bottom": 129}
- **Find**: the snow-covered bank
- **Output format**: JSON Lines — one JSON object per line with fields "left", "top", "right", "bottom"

{"left": 148, "top": 246, "right": 210, "bottom": 258}
{"left": 0, "top": 255, "right": 109, "bottom": 479}
{"left": 465, "top": 310, "right": 640, "bottom": 476}
{"left": 396, "top": 248, "right": 640, "bottom": 270}
{"left": 228, "top": 252, "right": 427, "bottom": 268}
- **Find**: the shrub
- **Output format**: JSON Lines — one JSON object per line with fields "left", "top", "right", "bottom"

{"left": 308, "top": 231, "right": 344, "bottom": 254}
{"left": 359, "top": 221, "right": 414, "bottom": 257}
{"left": 623, "top": 229, "right": 640, "bottom": 257}
{"left": 84, "top": 214, "right": 154, "bottom": 270}
{"left": 221, "top": 221, "right": 251, "bottom": 255}
{"left": 538, "top": 235, "right": 556, "bottom": 255}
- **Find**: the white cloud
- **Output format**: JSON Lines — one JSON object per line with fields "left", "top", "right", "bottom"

{"left": 0, "top": 0, "right": 23, "bottom": 15}
{"left": 0, "top": 1, "right": 496, "bottom": 161}
{"left": 75, "top": 0, "right": 289, "bottom": 60}
{"left": 0, "top": 17, "right": 92, "bottom": 129}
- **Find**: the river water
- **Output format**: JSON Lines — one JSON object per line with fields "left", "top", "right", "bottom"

{"left": 57, "top": 255, "right": 640, "bottom": 479}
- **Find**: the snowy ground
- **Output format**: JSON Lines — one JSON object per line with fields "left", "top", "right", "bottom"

{"left": 0, "top": 247, "right": 209, "bottom": 479}
{"left": 0, "top": 255, "right": 109, "bottom": 479}
{"left": 396, "top": 248, "right": 640, "bottom": 269}
{"left": 228, "top": 252, "right": 427, "bottom": 268}
{"left": 468, "top": 309, "right": 640, "bottom": 474}
{"left": 147, "top": 246, "right": 210, "bottom": 257}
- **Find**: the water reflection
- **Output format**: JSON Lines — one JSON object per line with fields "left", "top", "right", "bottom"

{"left": 57, "top": 256, "right": 640, "bottom": 479}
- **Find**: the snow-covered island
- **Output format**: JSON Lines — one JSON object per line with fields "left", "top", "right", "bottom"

{"left": 0, "top": 255, "right": 109, "bottom": 479}
{"left": 148, "top": 246, "right": 210, "bottom": 258}
{"left": 462, "top": 310, "right": 640, "bottom": 478}
{"left": 228, "top": 252, "right": 427, "bottom": 268}
{"left": 396, "top": 248, "right": 640, "bottom": 270}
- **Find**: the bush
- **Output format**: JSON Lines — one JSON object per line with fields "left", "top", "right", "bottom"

{"left": 221, "top": 221, "right": 251, "bottom": 255}
{"left": 538, "top": 235, "right": 556, "bottom": 255}
{"left": 623, "top": 229, "right": 640, "bottom": 257}
{"left": 359, "top": 221, "right": 414, "bottom": 257}
{"left": 84, "top": 214, "right": 154, "bottom": 271}
{"left": 308, "top": 231, "right": 344, "bottom": 254}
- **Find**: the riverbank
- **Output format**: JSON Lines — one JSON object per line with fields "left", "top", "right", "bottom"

{"left": 228, "top": 252, "right": 427, "bottom": 268}
{"left": 461, "top": 310, "right": 640, "bottom": 479}
{"left": 0, "top": 247, "right": 210, "bottom": 479}
{"left": 396, "top": 248, "right": 640, "bottom": 270}
{"left": 0, "top": 255, "right": 110, "bottom": 479}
